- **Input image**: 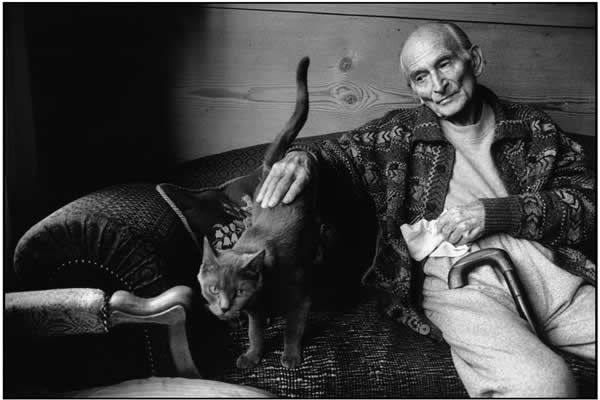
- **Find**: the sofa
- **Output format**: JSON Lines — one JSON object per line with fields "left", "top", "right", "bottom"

{"left": 10, "top": 131, "right": 596, "bottom": 398}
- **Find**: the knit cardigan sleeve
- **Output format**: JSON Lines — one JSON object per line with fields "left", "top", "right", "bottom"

{"left": 289, "top": 113, "right": 445, "bottom": 340}
{"left": 481, "top": 119, "right": 596, "bottom": 247}
{"left": 287, "top": 112, "right": 399, "bottom": 200}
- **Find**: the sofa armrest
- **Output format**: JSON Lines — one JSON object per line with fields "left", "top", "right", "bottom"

{"left": 6, "top": 286, "right": 201, "bottom": 379}
{"left": 13, "top": 184, "right": 199, "bottom": 295}
{"left": 6, "top": 288, "right": 109, "bottom": 337}
{"left": 11, "top": 183, "right": 203, "bottom": 379}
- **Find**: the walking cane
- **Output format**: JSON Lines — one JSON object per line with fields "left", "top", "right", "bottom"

{"left": 448, "top": 248, "right": 542, "bottom": 338}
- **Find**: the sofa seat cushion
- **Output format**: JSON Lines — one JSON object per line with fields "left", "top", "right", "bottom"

{"left": 63, "top": 377, "right": 273, "bottom": 398}
{"left": 197, "top": 295, "right": 468, "bottom": 398}
{"left": 196, "top": 294, "right": 596, "bottom": 398}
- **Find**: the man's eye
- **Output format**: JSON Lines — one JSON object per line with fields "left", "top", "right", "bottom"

{"left": 440, "top": 60, "right": 451, "bottom": 68}
{"left": 237, "top": 288, "right": 246, "bottom": 296}
{"left": 208, "top": 285, "right": 219, "bottom": 294}
{"left": 414, "top": 75, "right": 426, "bottom": 84}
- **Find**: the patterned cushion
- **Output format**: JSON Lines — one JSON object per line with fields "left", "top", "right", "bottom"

{"left": 156, "top": 170, "right": 259, "bottom": 253}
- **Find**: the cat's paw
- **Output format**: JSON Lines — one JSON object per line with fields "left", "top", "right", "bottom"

{"left": 280, "top": 352, "right": 302, "bottom": 369}
{"left": 236, "top": 352, "right": 261, "bottom": 369}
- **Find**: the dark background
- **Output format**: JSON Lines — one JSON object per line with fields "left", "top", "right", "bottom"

{"left": 5, "top": 4, "right": 187, "bottom": 288}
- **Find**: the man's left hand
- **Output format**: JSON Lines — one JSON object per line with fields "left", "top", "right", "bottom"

{"left": 436, "top": 200, "right": 485, "bottom": 245}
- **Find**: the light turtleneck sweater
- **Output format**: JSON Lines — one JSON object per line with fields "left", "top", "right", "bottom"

{"left": 440, "top": 101, "right": 507, "bottom": 210}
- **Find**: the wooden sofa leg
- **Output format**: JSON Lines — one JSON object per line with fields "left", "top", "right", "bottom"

{"left": 109, "top": 286, "right": 201, "bottom": 378}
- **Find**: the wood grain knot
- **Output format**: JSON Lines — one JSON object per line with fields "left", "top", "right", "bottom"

{"left": 343, "top": 93, "right": 358, "bottom": 105}
{"left": 339, "top": 56, "right": 353, "bottom": 72}
{"left": 334, "top": 84, "right": 362, "bottom": 106}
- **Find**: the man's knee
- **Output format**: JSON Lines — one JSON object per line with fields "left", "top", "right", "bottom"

{"left": 507, "top": 353, "right": 576, "bottom": 398}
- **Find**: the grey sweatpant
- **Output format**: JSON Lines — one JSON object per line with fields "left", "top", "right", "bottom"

{"left": 422, "top": 234, "right": 595, "bottom": 398}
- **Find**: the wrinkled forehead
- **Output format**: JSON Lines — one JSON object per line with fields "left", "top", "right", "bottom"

{"left": 400, "top": 27, "right": 463, "bottom": 72}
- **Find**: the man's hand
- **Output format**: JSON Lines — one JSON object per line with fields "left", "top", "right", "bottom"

{"left": 256, "top": 151, "right": 314, "bottom": 208}
{"left": 436, "top": 200, "right": 485, "bottom": 245}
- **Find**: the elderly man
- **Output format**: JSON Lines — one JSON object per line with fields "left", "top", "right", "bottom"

{"left": 256, "top": 22, "right": 595, "bottom": 397}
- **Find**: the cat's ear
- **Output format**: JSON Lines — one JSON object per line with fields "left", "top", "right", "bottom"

{"left": 241, "top": 249, "right": 266, "bottom": 277}
{"left": 202, "top": 237, "right": 218, "bottom": 263}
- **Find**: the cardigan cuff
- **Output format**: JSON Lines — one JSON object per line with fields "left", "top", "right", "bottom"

{"left": 287, "top": 143, "right": 321, "bottom": 171}
{"left": 480, "top": 196, "right": 522, "bottom": 236}
{"left": 287, "top": 143, "right": 320, "bottom": 164}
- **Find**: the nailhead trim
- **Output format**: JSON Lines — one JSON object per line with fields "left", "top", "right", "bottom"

{"left": 101, "top": 292, "right": 111, "bottom": 333}
{"left": 143, "top": 327, "right": 156, "bottom": 375}
{"left": 53, "top": 258, "right": 133, "bottom": 291}
{"left": 52, "top": 258, "right": 158, "bottom": 375}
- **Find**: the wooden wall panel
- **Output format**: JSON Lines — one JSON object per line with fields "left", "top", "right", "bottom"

{"left": 171, "top": 5, "right": 595, "bottom": 162}
{"left": 216, "top": 3, "right": 596, "bottom": 28}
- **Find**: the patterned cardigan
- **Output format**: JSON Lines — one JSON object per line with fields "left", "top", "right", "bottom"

{"left": 290, "top": 85, "right": 596, "bottom": 340}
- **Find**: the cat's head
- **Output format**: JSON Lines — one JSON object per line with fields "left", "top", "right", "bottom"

{"left": 198, "top": 237, "right": 265, "bottom": 320}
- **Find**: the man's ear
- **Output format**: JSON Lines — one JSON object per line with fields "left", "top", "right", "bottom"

{"left": 241, "top": 250, "right": 266, "bottom": 277}
{"left": 470, "top": 45, "right": 484, "bottom": 77}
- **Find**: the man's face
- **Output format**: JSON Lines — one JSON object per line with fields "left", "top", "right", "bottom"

{"left": 401, "top": 30, "right": 479, "bottom": 121}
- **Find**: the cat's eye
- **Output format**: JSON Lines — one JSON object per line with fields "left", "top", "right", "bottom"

{"left": 208, "top": 285, "right": 219, "bottom": 294}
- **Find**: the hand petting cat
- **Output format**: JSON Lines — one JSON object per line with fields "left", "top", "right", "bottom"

{"left": 256, "top": 151, "right": 315, "bottom": 208}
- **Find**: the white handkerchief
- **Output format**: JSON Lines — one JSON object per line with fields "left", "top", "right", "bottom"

{"left": 400, "top": 217, "right": 469, "bottom": 261}
{"left": 430, "top": 241, "right": 470, "bottom": 258}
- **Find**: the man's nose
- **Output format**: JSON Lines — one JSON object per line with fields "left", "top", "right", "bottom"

{"left": 431, "top": 73, "right": 447, "bottom": 93}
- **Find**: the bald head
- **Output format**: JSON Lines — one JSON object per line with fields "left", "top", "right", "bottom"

{"left": 400, "top": 22, "right": 473, "bottom": 84}
{"left": 397, "top": 22, "right": 484, "bottom": 124}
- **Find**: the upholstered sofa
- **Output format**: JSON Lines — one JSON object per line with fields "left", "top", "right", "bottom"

{"left": 9, "top": 132, "right": 596, "bottom": 398}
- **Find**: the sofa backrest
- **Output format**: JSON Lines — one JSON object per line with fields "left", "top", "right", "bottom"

{"left": 171, "top": 132, "right": 595, "bottom": 189}
{"left": 170, "top": 132, "right": 341, "bottom": 188}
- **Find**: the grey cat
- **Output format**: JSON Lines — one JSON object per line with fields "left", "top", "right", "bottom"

{"left": 199, "top": 57, "right": 318, "bottom": 369}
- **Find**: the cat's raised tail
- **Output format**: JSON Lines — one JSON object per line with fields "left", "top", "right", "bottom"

{"left": 262, "top": 57, "right": 310, "bottom": 174}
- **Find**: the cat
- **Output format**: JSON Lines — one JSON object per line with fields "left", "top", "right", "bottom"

{"left": 198, "top": 57, "right": 318, "bottom": 369}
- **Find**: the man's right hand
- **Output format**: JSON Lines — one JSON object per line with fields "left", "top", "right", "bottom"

{"left": 256, "top": 151, "right": 314, "bottom": 208}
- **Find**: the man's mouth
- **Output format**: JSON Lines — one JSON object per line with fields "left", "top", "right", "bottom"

{"left": 436, "top": 93, "right": 456, "bottom": 105}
